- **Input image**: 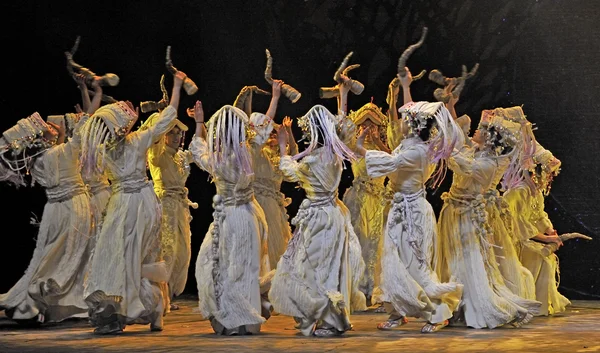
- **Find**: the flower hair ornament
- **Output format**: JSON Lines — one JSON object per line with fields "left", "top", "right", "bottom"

{"left": 294, "top": 104, "right": 356, "bottom": 162}
{"left": 0, "top": 112, "right": 58, "bottom": 186}
{"left": 528, "top": 141, "right": 561, "bottom": 195}
{"left": 398, "top": 101, "right": 465, "bottom": 188}
{"left": 79, "top": 101, "right": 138, "bottom": 178}
{"left": 483, "top": 106, "right": 539, "bottom": 192}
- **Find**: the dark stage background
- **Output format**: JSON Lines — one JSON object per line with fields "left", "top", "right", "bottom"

{"left": 0, "top": 0, "right": 598, "bottom": 300}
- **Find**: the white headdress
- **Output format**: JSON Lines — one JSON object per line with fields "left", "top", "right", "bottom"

{"left": 295, "top": 105, "right": 356, "bottom": 162}
{"left": 0, "top": 112, "right": 57, "bottom": 186}
{"left": 399, "top": 101, "right": 465, "bottom": 188}
{"left": 79, "top": 101, "right": 138, "bottom": 178}
{"left": 206, "top": 105, "right": 253, "bottom": 177}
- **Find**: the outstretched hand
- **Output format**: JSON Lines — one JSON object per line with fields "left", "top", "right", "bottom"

{"left": 282, "top": 116, "right": 293, "bottom": 131}
{"left": 187, "top": 100, "right": 204, "bottom": 123}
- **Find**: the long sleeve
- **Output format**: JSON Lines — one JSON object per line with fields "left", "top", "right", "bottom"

{"left": 147, "top": 140, "right": 165, "bottom": 167}
{"left": 531, "top": 191, "right": 554, "bottom": 233}
{"left": 132, "top": 105, "right": 178, "bottom": 151}
{"left": 365, "top": 146, "right": 420, "bottom": 178}
{"left": 279, "top": 155, "right": 302, "bottom": 183}
{"left": 189, "top": 135, "right": 212, "bottom": 174}
{"left": 504, "top": 188, "right": 541, "bottom": 242}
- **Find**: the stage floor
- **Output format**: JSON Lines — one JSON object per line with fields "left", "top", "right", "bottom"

{"left": 1, "top": 296, "right": 598, "bottom": 353}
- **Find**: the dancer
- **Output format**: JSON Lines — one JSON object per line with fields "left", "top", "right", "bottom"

{"left": 342, "top": 100, "right": 389, "bottom": 308}
{"left": 503, "top": 141, "right": 573, "bottom": 316}
{"left": 81, "top": 70, "right": 187, "bottom": 334}
{"left": 190, "top": 101, "right": 270, "bottom": 335}
{"left": 0, "top": 110, "right": 93, "bottom": 324}
{"left": 144, "top": 81, "right": 198, "bottom": 312}
{"left": 446, "top": 102, "right": 537, "bottom": 301}
{"left": 268, "top": 77, "right": 366, "bottom": 337}
{"left": 356, "top": 67, "right": 464, "bottom": 333}
{"left": 72, "top": 73, "right": 112, "bottom": 238}
{"left": 435, "top": 111, "right": 541, "bottom": 329}
{"left": 235, "top": 80, "right": 295, "bottom": 268}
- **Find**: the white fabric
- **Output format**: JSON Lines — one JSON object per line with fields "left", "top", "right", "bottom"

{"left": 84, "top": 105, "right": 178, "bottom": 325}
{"left": 190, "top": 136, "right": 269, "bottom": 334}
{"left": 268, "top": 147, "right": 366, "bottom": 336}
{"left": 0, "top": 131, "right": 93, "bottom": 322}
{"left": 436, "top": 148, "right": 541, "bottom": 329}
{"left": 365, "top": 137, "right": 462, "bottom": 323}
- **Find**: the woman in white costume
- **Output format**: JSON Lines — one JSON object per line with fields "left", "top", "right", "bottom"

{"left": 268, "top": 78, "right": 366, "bottom": 337}
{"left": 447, "top": 101, "right": 537, "bottom": 302}
{"left": 81, "top": 71, "right": 187, "bottom": 334}
{"left": 73, "top": 73, "right": 112, "bottom": 236}
{"left": 190, "top": 101, "right": 270, "bottom": 335}
{"left": 0, "top": 110, "right": 93, "bottom": 324}
{"left": 357, "top": 67, "right": 464, "bottom": 333}
{"left": 436, "top": 112, "right": 541, "bottom": 329}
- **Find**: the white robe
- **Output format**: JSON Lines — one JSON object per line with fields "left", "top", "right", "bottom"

{"left": 366, "top": 136, "right": 462, "bottom": 323}
{"left": 268, "top": 149, "right": 366, "bottom": 336}
{"left": 436, "top": 148, "right": 541, "bottom": 329}
{"left": 190, "top": 136, "right": 269, "bottom": 335}
{"left": 84, "top": 105, "right": 178, "bottom": 326}
{"left": 0, "top": 130, "right": 93, "bottom": 322}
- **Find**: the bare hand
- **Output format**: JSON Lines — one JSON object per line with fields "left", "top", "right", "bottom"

{"left": 174, "top": 70, "right": 187, "bottom": 86}
{"left": 272, "top": 79, "right": 283, "bottom": 99}
{"left": 73, "top": 73, "right": 87, "bottom": 88}
{"left": 74, "top": 103, "right": 83, "bottom": 113}
{"left": 338, "top": 74, "right": 352, "bottom": 95}
{"left": 398, "top": 67, "right": 413, "bottom": 87}
{"left": 546, "top": 235, "right": 563, "bottom": 247}
{"left": 357, "top": 126, "right": 370, "bottom": 148}
{"left": 187, "top": 100, "right": 204, "bottom": 122}
{"left": 389, "top": 77, "right": 400, "bottom": 97}
{"left": 282, "top": 116, "right": 293, "bottom": 131}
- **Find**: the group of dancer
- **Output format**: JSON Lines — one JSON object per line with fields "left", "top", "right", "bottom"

{"left": 0, "top": 33, "right": 591, "bottom": 337}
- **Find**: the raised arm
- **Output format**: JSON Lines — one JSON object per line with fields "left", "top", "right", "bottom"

{"left": 266, "top": 80, "right": 282, "bottom": 120}
{"left": 399, "top": 66, "right": 413, "bottom": 105}
{"left": 444, "top": 84, "right": 459, "bottom": 120}
{"left": 88, "top": 78, "right": 103, "bottom": 114}
{"left": 282, "top": 116, "right": 298, "bottom": 155}
{"left": 73, "top": 74, "right": 92, "bottom": 113}
{"left": 387, "top": 77, "right": 400, "bottom": 122}
{"left": 187, "top": 100, "right": 207, "bottom": 140}
{"left": 337, "top": 74, "right": 352, "bottom": 115}
{"left": 135, "top": 70, "right": 185, "bottom": 149}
